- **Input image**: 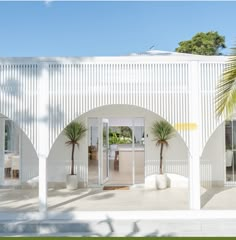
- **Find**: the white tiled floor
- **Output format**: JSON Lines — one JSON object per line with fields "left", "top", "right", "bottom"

{"left": 2, "top": 178, "right": 20, "bottom": 186}
{"left": 88, "top": 159, "right": 144, "bottom": 185}
{"left": 2, "top": 186, "right": 236, "bottom": 212}
{"left": 0, "top": 187, "right": 189, "bottom": 212}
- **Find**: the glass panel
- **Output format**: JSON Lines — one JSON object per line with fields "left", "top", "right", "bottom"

{"left": 88, "top": 118, "right": 99, "bottom": 185}
{"left": 225, "top": 121, "right": 232, "bottom": 150}
{"left": 233, "top": 121, "right": 236, "bottom": 151}
{"left": 134, "top": 118, "right": 145, "bottom": 184}
{"left": 4, "top": 120, "right": 20, "bottom": 184}
{"left": 233, "top": 121, "right": 236, "bottom": 182}
{"left": 225, "top": 120, "right": 233, "bottom": 182}
{"left": 102, "top": 121, "right": 109, "bottom": 182}
{"left": 107, "top": 118, "right": 133, "bottom": 185}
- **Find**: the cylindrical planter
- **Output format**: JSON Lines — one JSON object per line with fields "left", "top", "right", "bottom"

{"left": 156, "top": 174, "right": 168, "bottom": 190}
{"left": 66, "top": 175, "right": 78, "bottom": 190}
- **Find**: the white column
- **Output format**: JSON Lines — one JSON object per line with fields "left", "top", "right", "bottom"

{"left": 37, "top": 63, "right": 50, "bottom": 215}
{"left": 188, "top": 61, "right": 201, "bottom": 210}
{"left": 189, "top": 137, "right": 201, "bottom": 210}
{"left": 0, "top": 118, "right": 5, "bottom": 185}
{"left": 132, "top": 118, "right": 135, "bottom": 185}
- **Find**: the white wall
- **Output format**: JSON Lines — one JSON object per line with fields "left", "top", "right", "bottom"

{"left": 20, "top": 130, "right": 39, "bottom": 183}
{"left": 201, "top": 123, "right": 225, "bottom": 188}
{"left": 47, "top": 105, "right": 189, "bottom": 185}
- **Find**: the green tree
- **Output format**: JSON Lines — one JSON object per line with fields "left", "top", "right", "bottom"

{"left": 175, "top": 31, "right": 226, "bottom": 55}
{"left": 64, "top": 121, "right": 87, "bottom": 175}
{"left": 151, "top": 120, "right": 175, "bottom": 174}
{"left": 216, "top": 47, "right": 236, "bottom": 117}
{"left": 120, "top": 126, "right": 132, "bottom": 138}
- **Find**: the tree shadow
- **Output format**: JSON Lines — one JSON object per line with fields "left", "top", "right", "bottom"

{"left": 97, "top": 215, "right": 175, "bottom": 237}
{"left": 48, "top": 189, "right": 114, "bottom": 210}
{"left": 0, "top": 79, "right": 21, "bottom": 97}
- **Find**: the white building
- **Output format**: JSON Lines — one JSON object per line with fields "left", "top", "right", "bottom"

{"left": 0, "top": 50, "right": 230, "bottom": 214}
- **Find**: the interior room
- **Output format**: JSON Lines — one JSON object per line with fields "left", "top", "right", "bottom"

{"left": 3, "top": 119, "right": 21, "bottom": 185}
{"left": 88, "top": 117, "right": 145, "bottom": 186}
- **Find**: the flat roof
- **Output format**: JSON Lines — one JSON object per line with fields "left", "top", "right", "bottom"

{"left": 0, "top": 50, "right": 229, "bottom": 63}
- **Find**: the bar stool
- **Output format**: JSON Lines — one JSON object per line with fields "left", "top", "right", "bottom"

{"left": 11, "top": 155, "right": 20, "bottom": 179}
{"left": 114, "top": 150, "right": 119, "bottom": 171}
{"left": 4, "top": 155, "right": 12, "bottom": 178}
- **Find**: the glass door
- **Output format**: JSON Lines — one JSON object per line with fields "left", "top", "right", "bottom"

{"left": 134, "top": 118, "right": 145, "bottom": 184}
{"left": 225, "top": 120, "right": 236, "bottom": 183}
{"left": 4, "top": 119, "right": 21, "bottom": 185}
{"left": 88, "top": 118, "right": 99, "bottom": 186}
{"left": 101, "top": 119, "right": 109, "bottom": 184}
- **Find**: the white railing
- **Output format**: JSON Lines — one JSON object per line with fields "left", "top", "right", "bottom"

{"left": 145, "top": 159, "right": 188, "bottom": 177}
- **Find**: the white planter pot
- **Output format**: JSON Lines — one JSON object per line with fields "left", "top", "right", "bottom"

{"left": 66, "top": 175, "right": 78, "bottom": 190}
{"left": 156, "top": 174, "right": 168, "bottom": 190}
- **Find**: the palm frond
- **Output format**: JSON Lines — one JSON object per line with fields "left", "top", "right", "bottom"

{"left": 151, "top": 120, "right": 175, "bottom": 143}
{"left": 151, "top": 120, "right": 175, "bottom": 175}
{"left": 216, "top": 47, "right": 236, "bottom": 117}
{"left": 64, "top": 121, "right": 87, "bottom": 144}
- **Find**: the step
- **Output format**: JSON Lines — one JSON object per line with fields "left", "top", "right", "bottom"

{"left": 1, "top": 218, "right": 236, "bottom": 236}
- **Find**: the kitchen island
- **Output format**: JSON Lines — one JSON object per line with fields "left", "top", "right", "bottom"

{"left": 118, "top": 145, "right": 144, "bottom": 174}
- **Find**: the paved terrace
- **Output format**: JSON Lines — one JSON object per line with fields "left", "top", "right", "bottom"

{"left": 1, "top": 186, "right": 236, "bottom": 212}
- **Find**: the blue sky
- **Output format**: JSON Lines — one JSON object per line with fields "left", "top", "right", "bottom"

{"left": 0, "top": 1, "right": 235, "bottom": 57}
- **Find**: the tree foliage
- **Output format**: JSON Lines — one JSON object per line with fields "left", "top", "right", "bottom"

{"left": 64, "top": 121, "right": 87, "bottom": 175}
{"left": 151, "top": 120, "right": 175, "bottom": 174}
{"left": 175, "top": 31, "right": 226, "bottom": 55}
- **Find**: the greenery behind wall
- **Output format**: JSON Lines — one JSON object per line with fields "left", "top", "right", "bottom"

{"left": 109, "top": 126, "right": 133, "bottom": 144}
{"left": 175, "top": 31, "right": 226, "bottom": 55}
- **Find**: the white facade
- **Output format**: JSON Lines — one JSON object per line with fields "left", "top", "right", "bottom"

{"left": 0, "top": 51, "right": 229, "bottom": 213}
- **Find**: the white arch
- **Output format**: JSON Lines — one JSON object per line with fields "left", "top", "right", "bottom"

{"left": 47, "top": 104, "right": 190, "bottom": 188}
{"left": 49, "top": 104, "right": 190, "bottom": 153}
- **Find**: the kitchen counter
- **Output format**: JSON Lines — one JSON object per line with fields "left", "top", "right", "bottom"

{"left": 118, "top": 146, "right": 144, "bottom": 174}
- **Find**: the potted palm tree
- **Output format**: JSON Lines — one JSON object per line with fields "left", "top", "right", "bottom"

{"left": 151, "top": 120, "right": 175, "bottom": 189}
{"left": 64, "top": 121, "right": 87, "bottom": 190}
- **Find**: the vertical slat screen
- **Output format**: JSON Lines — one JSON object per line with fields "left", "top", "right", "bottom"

{"left": 0, "top": 64, "right": 38, "bottom": 149}
{"left": 48, "top": 62, "right": 191, "bottom": 181}
{"left": 0, "top": 59, "right": 227, "bottom": 185}
{"left": 200, "top": 62, "right": 226, "bottom": 187}
{"left": 49, "top": 62, "right": 190, "bottom": 148}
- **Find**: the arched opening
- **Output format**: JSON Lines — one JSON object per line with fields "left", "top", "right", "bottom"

{"left": 0, "top": 113, "right": 39, "bottom": 212}
{"left": 47, "top": 104, "right": 190, "bottom": 211}
{"left": 200, "top": 122, "right": 225, "bottom": 189}
{"left": 200, "top": 121, "right": 236, "bottom": 209}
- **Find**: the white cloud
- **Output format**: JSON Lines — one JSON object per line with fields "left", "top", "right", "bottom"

{"left": 44, "top": 0, "right": 53, "bottom": 7}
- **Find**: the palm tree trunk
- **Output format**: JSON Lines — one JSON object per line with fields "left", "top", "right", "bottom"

{"left": 71, "top": 143, "right": 75, "bottom": 175}
{"left": 160, "top": 143, "right": 164, "bottom": 174}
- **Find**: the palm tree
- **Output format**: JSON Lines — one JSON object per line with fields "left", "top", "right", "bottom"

{"left": 216, "top": 47, "right": 236, "bottom": 117}
{"left": 64, "top": 121, "right": 87, "bottom": 175}
{"left": 151, "top": 120, "right": 175, "bottom": 174}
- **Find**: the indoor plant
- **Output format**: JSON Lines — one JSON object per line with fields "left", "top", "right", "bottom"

{"left": 151, "top": 120, "right": 175, "bottom": 189}
{"left": 64, "top": 121, "right": 87, "bottom": 190}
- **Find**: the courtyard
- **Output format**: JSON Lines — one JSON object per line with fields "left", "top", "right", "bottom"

{"left": 1, "top": 186, "right": 236, "bottom": 212}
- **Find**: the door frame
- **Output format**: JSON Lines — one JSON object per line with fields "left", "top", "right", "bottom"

{"left": 99, "top": 118, "right": 109, "bottom": 184}
{"left": 1, "top": 118, "right": 21, "bottom": 186}
{"left": 87, "top": 116, "right": 145, "bottom": 187}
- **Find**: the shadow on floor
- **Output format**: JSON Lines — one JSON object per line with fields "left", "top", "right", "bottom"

{"left": 48, "top": 189, "right": 115, "bottom": 210}
{"left": 201, "top": 187, "right": 234, "bottom": 208}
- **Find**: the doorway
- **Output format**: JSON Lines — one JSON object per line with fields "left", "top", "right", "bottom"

{"left": 225, "top": 120, "right": 236, "bottom": 183}
{"left": 1, "top": 118, "right": 21, "bottom": 185}
{"left": 88, "top": 117, "right": 145, "bottom": 186}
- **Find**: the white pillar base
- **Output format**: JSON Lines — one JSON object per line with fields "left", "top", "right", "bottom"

{"left": 38, "top": 155, "right": 47, "bottom": 215}
{"left": 189, "top": 155, "right": 201, "bottom": 210}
